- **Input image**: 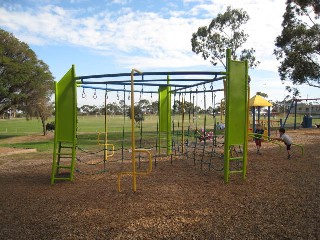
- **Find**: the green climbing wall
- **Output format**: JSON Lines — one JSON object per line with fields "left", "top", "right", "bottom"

{"left": 224, "top": 50, "right": 249, "bottom": 182}
{"left": 55, "top": 65, "right": 77, "bottom": 142}
{"left": 158, "top": 84, "right": 172, "bottom": 154}
{"left": 51, "top": 65, "right": 77, "bottom": 184}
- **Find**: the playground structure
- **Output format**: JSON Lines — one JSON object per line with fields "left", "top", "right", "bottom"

{"left": 282, "top": 98, "right": 320, "bottom": 129}
{"left": 249, "top": 94, "right": 273, "bottom": 137}
{"left": 51, "top": 49, "right": 249, "bottom": 191}
{"left": 248, "top": 95, "right": 304, "bottom": 156}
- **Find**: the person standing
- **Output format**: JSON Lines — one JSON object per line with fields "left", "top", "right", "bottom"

{"left": 272, "top": 127, "right": 293, "bottom": 159}
{"left": 254, "top": 124, "right": 264, "bottom": 154}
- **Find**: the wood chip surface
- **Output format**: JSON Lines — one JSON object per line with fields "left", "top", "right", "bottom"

{"left": 0, "top": 129, "right": 319, "bottom": 239}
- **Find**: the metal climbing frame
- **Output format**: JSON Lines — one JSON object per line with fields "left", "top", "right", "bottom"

{"left": 51, "top": 49, "right": 249, "bottom": 188}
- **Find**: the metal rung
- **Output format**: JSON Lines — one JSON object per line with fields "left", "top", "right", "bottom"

{"left": 60, "top": 146, "right": 73, "bottom": 149}
{"left": 54, "top": 177, "right": 72, "bottom": 180}
{"left": 57, "top": 165, "right": 71, "bottom": 169}
{"left": 56, "top": 153, "right": 72, "bottom": 157}
{"left": 229, "top": 170, "right": 243, "bottom": 174}
{"left": 229, "top": 157, "right": 243, "bottom": 161}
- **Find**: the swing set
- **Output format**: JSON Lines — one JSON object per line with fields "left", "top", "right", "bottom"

{"left": 50, "top": 49, "right": 249, "bottom": 191}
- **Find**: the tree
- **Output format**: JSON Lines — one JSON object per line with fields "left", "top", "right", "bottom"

{"left": 150, "top": 101, "right": 159, "bottom": 115}
{"left": 0, "top": 29, "right": 54, "bottom": 134}
{"left": 138, "top": 99, "right": 150, "bottom": 113}
{"left": 172, "top": 100, "right": 193, "bottom": 114}
{"left": 256, "top": 92, "right": 269, "bottom": 98}
{"left": 127, "top": 105, "right": 145, "bottom": 127}
{"left": 274, "top": 0, "right": 320, "bottom": 88}
{"left": 80, "top": 105, "right": 96, "bottom": 115}
{"left": 191, "top": 6, "right": 260, "bottom": 69}
{"left": 293, "top": 0, "right": 319, "bottom": 14}
{"left": 284, "top": 86, "right": 301, "bottom": 100}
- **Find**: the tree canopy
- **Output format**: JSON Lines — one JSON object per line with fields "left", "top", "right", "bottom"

{"left": 274, "top": 0, "right": 320, "bottom": 88}
{"left": 191, "top": 6, "right": 260, "bottom": 69}
{"left": 0, "top": 29, "right": 54, "bottom": 134}
{"left": 127, "top": 105, "right": 145, "bottom": 127}
{"left": 256, "top": 92, "right": 268, "bottom": 98}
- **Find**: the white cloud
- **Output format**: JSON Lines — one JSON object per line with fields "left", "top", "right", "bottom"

{"left": 2, "top": 0, "right": 318, "bottom": 101}
{"left": 0, "top": 1, "right": 286, "bottom": 72}
{"left": 110, "top": 0, "right": 131, "bottom": 5}
{"left": 116, "top": 51, "right": 212, "bottom": 69}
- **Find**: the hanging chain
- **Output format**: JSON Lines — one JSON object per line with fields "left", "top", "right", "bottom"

{"left": 93, "top": 89, "right": 97, "bottom": 99}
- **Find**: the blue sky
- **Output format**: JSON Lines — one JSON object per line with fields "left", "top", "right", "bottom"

{"left": 0, "top": 0, "right": 319, "bottom": 107}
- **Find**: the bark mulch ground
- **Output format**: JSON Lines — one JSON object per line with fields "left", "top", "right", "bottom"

{"left": 0, "top": 128, "right": 319, "bottom": 239}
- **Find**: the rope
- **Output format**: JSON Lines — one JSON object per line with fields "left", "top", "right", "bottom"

{"left": 77, "top": 146, "right": 104, "bottom": 154}
{"left": 93, "top": 89, "right": 97, "bottom": 99}
{"left": 75, "top": 168, "right": 107, "bottom": 175}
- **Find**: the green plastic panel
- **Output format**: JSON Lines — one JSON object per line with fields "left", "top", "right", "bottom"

{"left": 158, "top": 84, "right": 172, "bottom": 154}
{"left": 226, "top": 60, "right": 248, "bottom": 144}
{"left": 159, "top": 86, "right": 171, "bottom": 132}
{"left": 224, "top": 49, "right": 249, "bottom": 183}
{"left": 55, "top": 66, "right": 77, "bottom": 142}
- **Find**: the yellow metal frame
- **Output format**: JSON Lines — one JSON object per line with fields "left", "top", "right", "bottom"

{"left": 97, "top": 132, "right": 115, "bottom": 160}
{"left": 117, "top": 149, "right": 152, "bottom": 192}
{"left": 117, "top": 69, "right": 153, "bottom": 192}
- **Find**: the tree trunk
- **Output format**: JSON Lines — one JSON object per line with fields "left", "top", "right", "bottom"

{"left": 41, "top": 115, "right": 47, "bottom": 136}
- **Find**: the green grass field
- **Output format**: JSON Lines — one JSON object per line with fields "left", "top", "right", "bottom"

{"left": 0, "top": 113, "right": 304, "bottom": 152}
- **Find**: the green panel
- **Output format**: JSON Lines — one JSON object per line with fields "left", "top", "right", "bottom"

{"left": 51, "top": 65, "right": 77, "bottom": 184}
{"left": 226, "top": 60, "right": 247, "bottom": 144}
{"left": 158, "top": 84, "right": 172, "bottom": 154}
{"left": 159, "top": 86, "right": 171, "bottom": 132}
{"left": 55, "top": 66, "right": 77, "bottom": 142}
{"left": 224, "top": 48, "right": 249, "bottom": 183}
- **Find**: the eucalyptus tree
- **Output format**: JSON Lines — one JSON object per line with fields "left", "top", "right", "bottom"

{"left": 0, "top": 29, "right": 54, "bottom": 134}
{"left": 274, "top": 0, "right": 320, "bottom": 89}
{"left": 191, "top": 6, "right": 260, "bottom": 69}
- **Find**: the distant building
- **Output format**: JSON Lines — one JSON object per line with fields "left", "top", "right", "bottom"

{"left": 285, "top": 102, "right": 320, "bottom": 117}
{"left": 296, "top": 103, "right": 320, "bottom": 116}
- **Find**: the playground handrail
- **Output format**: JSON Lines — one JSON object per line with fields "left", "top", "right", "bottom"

{"left": 249, "top": 133, "right": 304, "bottom": 156}
{"left": 97, "top": 132, "right": 115, "bottom": 159}
{"left": 292, "top": 143, "right": 304, "bottom": 156}
{"left": 117, "top": 148, "right": 152, "bottom": 192}
{"left": 248, "top": 133, "right": 282, "bottom": 151}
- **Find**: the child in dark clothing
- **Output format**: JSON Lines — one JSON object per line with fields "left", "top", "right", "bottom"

{"left": 254, "top": 124, "right": 264, "bottom": 154}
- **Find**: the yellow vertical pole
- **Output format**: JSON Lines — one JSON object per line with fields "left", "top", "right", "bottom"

{"left": 220, "top": 98, "right": 224, "bottom": 123}
{"left": 181, "top": 95, "right": 185, "bottom": 153}
{"left": 131, "top": 69, "right": 142, "bottom": 192}
{"left": 104, "top": 90, "right": 108, "bottom": 161}
{"left": 243, "top": 59, "right": 249, "bottom": 180}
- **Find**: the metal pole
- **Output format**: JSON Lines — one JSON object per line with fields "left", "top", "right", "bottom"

{"left": 131, "top": 69, "right": 142, "bottom": 192}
